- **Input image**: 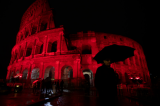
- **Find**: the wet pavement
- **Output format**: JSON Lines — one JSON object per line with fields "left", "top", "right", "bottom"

{"left": 0, "top": 88, "right": 156, "bottom": 106}
{"left": 40, "top": 90, "right": 152, "bottom": 106}
{"left": 0, "top": 88, "right": 61, "bottom": 106}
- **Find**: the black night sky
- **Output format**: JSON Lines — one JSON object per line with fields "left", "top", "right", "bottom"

{"left": 0, "top": 0, "right": 158, "bottom": 79}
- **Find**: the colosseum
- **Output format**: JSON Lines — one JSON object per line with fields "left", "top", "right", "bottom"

{"left": 6, "top": 0, "right": 151, "bottom": 89}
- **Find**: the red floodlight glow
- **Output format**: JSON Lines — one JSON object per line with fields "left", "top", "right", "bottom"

{"left": 135, "top": 77, "right": 140, "bottom": 80}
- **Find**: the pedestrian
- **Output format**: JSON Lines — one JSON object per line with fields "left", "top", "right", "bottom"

{"left": 36, "top": 80, "right": 40, "bottom": 94}
{"left": 45, "top": 77, "right": 52, "bottom": 94}
{"left": 33, "top": 82, "right": 36, "bottom": 94}
{"left": 95, "top": 58, "right": 119, "bottom": 106}
{"left": 60, "top": 80, "right": 64, "bottom": 92}
{"left": 56, "top": 80, "right": 60, "bottom": 93}
{"left": 41, "top": 79, "right": 45, "bottom": 92}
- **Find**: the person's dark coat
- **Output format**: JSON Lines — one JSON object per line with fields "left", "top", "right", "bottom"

{"left": 45, "top": 77, "right": 52, "bottom": 93}
{"left": 60, "top": 80, "right": 64, "bottom": 88}
{"left": 95, "top": 64, "right": 119, "bottom": 106}
{"left": 60, "top": 80, "right": 64, "bottom": 92}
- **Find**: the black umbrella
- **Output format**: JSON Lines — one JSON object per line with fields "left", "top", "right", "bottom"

{"left": 93, "top": 44, "right": 135, "bottom": 64}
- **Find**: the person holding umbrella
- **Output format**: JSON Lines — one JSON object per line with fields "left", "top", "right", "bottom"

{"left": 93, "top": 44, "right": 135, "bottom": 106}
{"left": 94, "top": 58, "right": 118, "bottom": 105}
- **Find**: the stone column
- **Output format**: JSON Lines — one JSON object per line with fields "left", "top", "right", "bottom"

{"left": 91, "top": 37, "right": 99, "bottom": 58}
{"left": 127, "top": 58, "right": 130, "bottom": 66}
{"left": 56, "top": 33, "right": 61, "bottom": 55}
{"left": 20, "top": 65, "right": 23, "bottom": 73}
{"left": 32, "top": 39, "right": 37, "bottom": 58}
{"left": 17, "top": 46, "right": 21, "bottom": 59}
{"left": 73, "top": 60, "right": 78, "bottom": 78}
{"left": 23, "top": 42, "right": 28, "bottom": 57}
{"left": 39, "top": 62, "right": 44, "bottom": 78}
{"left": 77, "top": 59, "right": 81, "bottom": 86}
{"left": 36, "top": 21, "right": 39, "bottom": 33}
{"left": 133, "top": 56, "right": 136, "bottom": 67}
{"left": 43, "top": 35, "right": 48, "bottom": 55}
{"left": 28, "top": 24, "right": 32, "bottom": 36}
{"left": 55, "top": 61, "right": 60, "bottom": 80}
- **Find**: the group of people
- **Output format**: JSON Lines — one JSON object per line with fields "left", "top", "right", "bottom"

{"left": 32, "top": 78, "right": 64, "bottom": 94}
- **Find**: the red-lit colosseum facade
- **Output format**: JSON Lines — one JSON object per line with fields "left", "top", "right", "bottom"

{"left": 6, "top": 0, "right": 151, "bottom": 89}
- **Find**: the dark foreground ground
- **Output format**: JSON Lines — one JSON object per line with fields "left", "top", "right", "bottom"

{"left": 40, "top": 90, "right": 152, "bottom": 106}
{"left": 0, "top": 88, "right": 159, "bottom": 106}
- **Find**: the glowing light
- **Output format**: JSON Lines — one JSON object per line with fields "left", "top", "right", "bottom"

{"left": 16, "top": 85, "right": 19, "bottom": 87}
{"left": 44, "top": 102, "right": 53, "bottom": 106}
{"left": 135, "top": 77, "right": 140, "bottom": 80}
{"left": 130, "top": 77, "right": 133, "bottom": 79}
{"left": 45, "top": 98, "right": 49, "bottom": 100}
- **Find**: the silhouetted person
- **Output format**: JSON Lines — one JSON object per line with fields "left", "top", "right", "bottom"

{"left": 56, "top": 80, "right": 60, "bottom": 93}
{"left": 45, "top": 77, "right": 52, "bottom": 94}
{"left": 95, "top": 58, "right": 119, "bottom": 106}
{"left": 41, "top": 79, "right": 45, "bottom": 92}
{"left": 33, "top": 82, "right": 36, "bottom": 94}
{"left": 60, "top": 80, "right": 64, "bottom": 92}
{"left": 36, "top": 80, "right": 40, "bottom": 93}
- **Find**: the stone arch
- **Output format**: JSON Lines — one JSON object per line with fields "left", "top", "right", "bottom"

{"left": 35, "top": 41, "right": 43, "bottom": 54}
{"left": 40, "top": 20, "right": 48, "bottom": 31}
{"left": 14, "top": 50, "right": 18, "bottom": 61}
{"left": 47, "top": 40, "right": 57, "bottom": 53}
{"left": 16, "top": 70, "right": 19, "bottom": 74}
{"left": 82, "top": 44, "right": 92, "bottom": 54}
{"left": 61, "top": 65, "right": 73, "bottom": 80}
{"left": 26, "top": 43, "right": 33, "bottom": 57}
{"left": 31, "top": 25, "right": 37, "bottom": 35}
{"left": 44, "top": 66, "right": 55, "bottom": 79}
{"left": 22, "top": 69, "right": 28, "bottom": 79}
{"left": 82, "top": 69, "right": 93, "bottom": 86}
{"left": 61, "top": 65, "right": 73, "bottom": 88}
{"left": 19, "top": 46, "right": 24, "bottom": 59}
{"left": 31, "top": 68, "right": 40, "bottom": 81}
{"left": 20, "top": 33, "right": 24, "bottom": 41}
{"left": 25, "top": 28, "right": 29, "bottom": 38}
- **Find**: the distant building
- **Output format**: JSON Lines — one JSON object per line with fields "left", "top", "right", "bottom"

{"left": 6, "top": 0, "right": 151, "bottom": 88}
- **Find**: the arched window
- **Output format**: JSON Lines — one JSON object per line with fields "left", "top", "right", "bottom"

{"left": 44, "top": 67, "right": 55, "bottom": 79}
{"left": 22, "top": 69, "right": 28, "bottom": 79}
{"left": 31, "top": 68, "right": 40, "bottom": 80}
{"left": 25, "top": 31, "right": 29, "bottom": 38}
{"left": 19, "top": 49, "right": 23, "bottom": 59}
{"left": 82, "top": 45, "right": 91, "bottom": 54}
{"left": 40, "top": 23, "right": 47, "bottom": 31}
{"left": 47, "top": 41, "right": 57, "bottom": 52}
{"left": 21, "top": 34, "right": 23, "bottom": 41}
{"left": 61, "top": 66, "right": 73, "bottom": 79}
{"left": 135, "top": 55, "right": 139, "bottom": 66}
{"left": 26, "top": 48, "right": 32, "bottom": 57}
{"left": 39, "top": 44, "right": 43, "bottom": 54}
{"left": 31, "top": 26, "right": 37, "bottom": 35}
{"left": 129, "top": 57, "right": 134, "bottom": 65}
{"left": 51, "top": 41, "right": 57, "bottom": 52}
{"left": 15, "top": 52, "right": 18, "bottom": 60}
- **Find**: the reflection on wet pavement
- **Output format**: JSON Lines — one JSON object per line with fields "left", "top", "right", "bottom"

{"left": 40, "top": 90, "right": 152, "bottom": 106}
